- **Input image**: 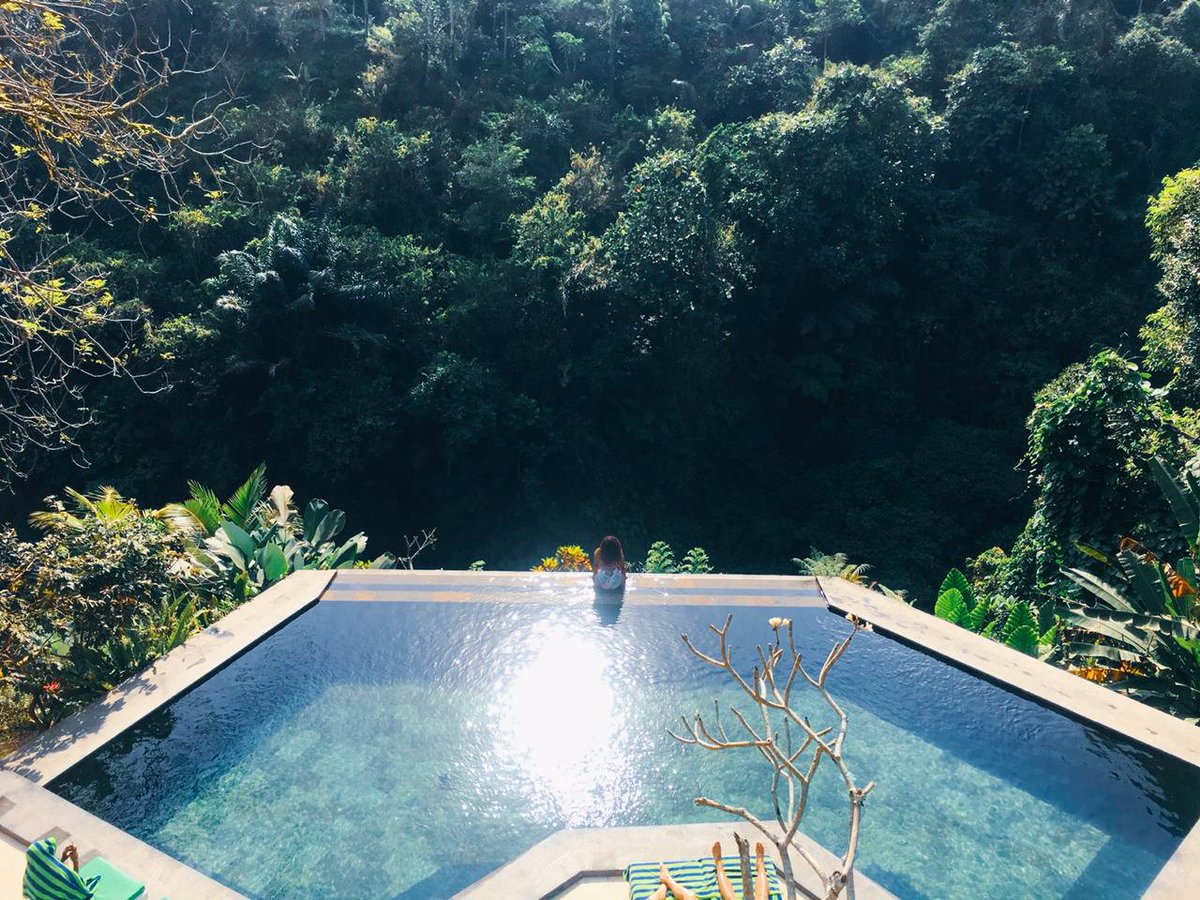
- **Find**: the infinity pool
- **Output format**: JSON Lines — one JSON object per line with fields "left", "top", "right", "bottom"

{"left": 51, "top": 589, "right": 1200, "bottom": 899}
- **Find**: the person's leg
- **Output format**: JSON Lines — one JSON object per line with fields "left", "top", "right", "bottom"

{"left": 754, "top": 843, "right": 769, "bottom": 900}
{"left": 712, "top": 842, "right": 737, "bottom": 900}
{"left": 659, "top": 862, "right": 700, "bottom": 900}
{"left": 647, "top": 885, "right": 667, "bottom": 900}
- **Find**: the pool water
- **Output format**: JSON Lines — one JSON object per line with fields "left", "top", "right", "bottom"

{"left": 51, "top": 596, "right": 1200, "bottom": 899}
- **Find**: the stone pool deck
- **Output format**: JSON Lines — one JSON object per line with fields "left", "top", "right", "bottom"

{"left": 453, "top": 822, "right": 894, "bottom": 899}
{"left": 2, "top": 569, "right": 1200, "bottom": 898}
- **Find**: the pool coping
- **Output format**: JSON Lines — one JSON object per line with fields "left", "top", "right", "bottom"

{"left": 452, "top": 822, "right": 896, "bottom": 900}
{"left": 0, "top": 769, "right": 240, "bottom": 900}
{"left": 0, "top": 571, "right": 336, "bottom": 900}
{"left": 815, "top": 576, "right": 1200, "bottom": 900}
{"left": 1, "top": 569, "right": 1199, "bottom": 898}
{"left": 3, "top": 569, "right": 336, "bottom": 784}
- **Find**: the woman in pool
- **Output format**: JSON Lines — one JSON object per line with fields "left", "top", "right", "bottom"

{"left": 592, "top": 535, "right": 626, "bottom": 594}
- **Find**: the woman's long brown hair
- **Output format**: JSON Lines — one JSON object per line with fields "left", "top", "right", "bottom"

{"left": 598, "top": 534, "right": 624, "bottom": 565}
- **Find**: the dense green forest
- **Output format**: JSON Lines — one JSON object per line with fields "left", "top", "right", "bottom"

{"left": 7, "top": 0, "right": 1200, "bottom": 598}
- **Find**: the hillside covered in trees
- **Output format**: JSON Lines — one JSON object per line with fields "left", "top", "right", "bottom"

{"left": 8, "top": 0, "right": 1200, "bottom": 595}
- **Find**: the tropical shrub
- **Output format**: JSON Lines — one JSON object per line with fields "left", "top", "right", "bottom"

{"left": 932, "top": 567, "right": 1056, "bottom": 657}
{"left": 1058, "top": 458, "right": 1200, "bottom": 720}
{"left": 642, "top": 541, "right": 714, "bottom": 574}
{"left": 1, "top": 470, "right": 402, "bottom": 738}
{"left": 175, "top": 466, "right": 397, "bottom": 599}
{"left": 532, "top": 545, "right": 592, "bottom": 571}
{"left": 0, "top": 512, "right": 196, "bottom": 728}
{"left": 795, "top": 549, "right": 906, "bottom": 600}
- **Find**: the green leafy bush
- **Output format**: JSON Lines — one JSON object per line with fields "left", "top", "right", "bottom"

{"left": 0, "top": 471, "right": 401, "bottom": 739}
{"left": 0, "top": 514, "right": 195, "bottom": 728}
{"left": 931, "top": 567, "right": 1054, "bottom": 657}
{"left": 167, "top": 466, "right": 397, "bottom": 599}
{"left": 642, "top": 541, "right": 714, "bottom": 574}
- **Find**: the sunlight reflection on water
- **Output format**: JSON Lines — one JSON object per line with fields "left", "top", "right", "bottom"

{"left": 49, "top": 599, "right": 1200, "bottom": 900}
{"left": 492, "top": 620, "right": 629, "bottom": 826}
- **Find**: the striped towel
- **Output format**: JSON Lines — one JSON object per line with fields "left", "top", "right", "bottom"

{"left": 22, "top": 838, "right": 100, "bottom": 900}
{"left": 624, "top": 857, "right": 783, "bottom": 900}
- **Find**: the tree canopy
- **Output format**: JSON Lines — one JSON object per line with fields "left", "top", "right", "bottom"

{"left": 5, "top": 0, "right": 1200, "bottom": 594}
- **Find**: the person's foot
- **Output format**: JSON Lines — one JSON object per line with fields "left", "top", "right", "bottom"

{"left": 659, "top": 862, "right": 670, "bottom": 883}
{"left": 754, "top": 843, "right": 769, "bottom": 900}
{"left": 713, "top": 842, "right": 737, "bottom": 900}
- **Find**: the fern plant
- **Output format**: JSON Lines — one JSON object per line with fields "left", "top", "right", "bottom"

{"left": 793, "top": 549, "right": 870, "bottom": 583}
{"left": 643, "top": 540, "right": 677, "bottom": 573}
{"left": 680, "top": 547, "right": 713, "bottom": 574}
{"left": 795, "top": 548, "right": 907, "bottom": 600}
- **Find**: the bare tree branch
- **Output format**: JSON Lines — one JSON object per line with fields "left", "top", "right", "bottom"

{"left": 668, "top": 613, "right": 877, "bottom": 900}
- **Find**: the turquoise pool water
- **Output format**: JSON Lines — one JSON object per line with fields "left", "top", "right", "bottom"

{"left": 51, "top": 593, "right": 1200, "bottom": 899}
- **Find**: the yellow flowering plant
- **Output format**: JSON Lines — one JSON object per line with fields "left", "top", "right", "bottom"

{"left": 532, "top": 545, "right": 593, "bottom": 572}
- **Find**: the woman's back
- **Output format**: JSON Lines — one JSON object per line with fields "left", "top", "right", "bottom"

{"left": 593, "top": 535, "right": 627, "bottom": 593}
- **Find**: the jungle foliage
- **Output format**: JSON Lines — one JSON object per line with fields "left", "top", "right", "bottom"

{"left": 930, "top": 160, "right": 1200, "bottom": 716}
{"left": 10, "top": 0, "right": 1200, "bottom": 594}
{"left": 0, "top": 470, "right": 397, "bottom": 739}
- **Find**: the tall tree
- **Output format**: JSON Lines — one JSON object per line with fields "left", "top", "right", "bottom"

{"left": 0, "top": 0, "right": 226, "bottom": 489}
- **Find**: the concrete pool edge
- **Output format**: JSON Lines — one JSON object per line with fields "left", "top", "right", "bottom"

{"left": 0, "top": 769, "right": 241, "bottom": 900}
{"left": 2, "top": 569, "right": 335, "bottom": 785}
{"left": 816, "top": 576, "right": 1200, "bottom": 900}
{"left": 452, "top": 822, "right": 896, "bottom": 900}
{"left": 323, "top": 568, "right": 828, "bottom": 606}
{"left": 816, "top": 577, "right": 1200, "bottom": 768}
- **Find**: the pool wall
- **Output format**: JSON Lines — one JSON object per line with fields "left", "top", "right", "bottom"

{"left": 3, "top": 569, "right": 1200, "bottom": 899}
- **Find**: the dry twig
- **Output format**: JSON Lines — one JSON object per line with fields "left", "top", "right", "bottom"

{"left": 669, "top": 613, "right": 876, "bottom": 900}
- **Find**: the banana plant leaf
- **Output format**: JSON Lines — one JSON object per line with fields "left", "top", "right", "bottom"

{"left": 370, "top": 552, "right": 397, "bottom": 569}
{"left": 1151, "top": 457, "right": 1200, "bottom": 550}
{"left": 1059, "top": 605, "right": 1197, "bottom": 643}
{"left": 218, "top": 521, "right": 257, "bottom": 562}
{"left": 1062, "top": 567, "right": 1139, "bottom": 613}
{"left": 1116, "top": 549, "right": 1170, "bottom": 615}
{"left": 260, "top": 543, "right": 289, "bottom": 582}
{"left": 1063, "top": 642, "right": 1150, "bottom": 665}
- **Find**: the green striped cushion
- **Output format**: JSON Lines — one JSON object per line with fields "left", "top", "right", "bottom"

{"left": 23, "top": 838, "right": 100, "bottom": 900}
{"left": 624, "top": 857, "right": 783, "bottom": 900}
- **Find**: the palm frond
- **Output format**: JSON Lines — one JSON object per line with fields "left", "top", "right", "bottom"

{"left": 221, "top": 464, "right": 268, "bottom": 530}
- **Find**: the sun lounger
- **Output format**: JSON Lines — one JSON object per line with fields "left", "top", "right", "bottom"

{"left": 623, "top": 856, "right": 783, "bottom": 900}
{"left": 22, "top": 837, "right": 146, "bottom": 900}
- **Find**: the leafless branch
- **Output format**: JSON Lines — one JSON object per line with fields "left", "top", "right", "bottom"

{"left": 398, "top": 528, "right": 437, "bottom": 569}
{"left": 669, "top": 613, "right": 877, "bottom": 900}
